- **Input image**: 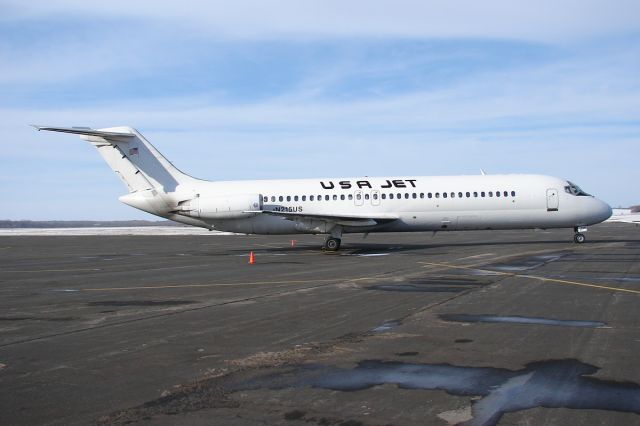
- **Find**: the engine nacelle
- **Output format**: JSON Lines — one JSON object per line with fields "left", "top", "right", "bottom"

{"left": 176, "top": 194, "right": 262, "bottom": 220}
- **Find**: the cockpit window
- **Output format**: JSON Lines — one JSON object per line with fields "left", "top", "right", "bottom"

{"left": 564, "top": 181, "right": 590, "bottom": 196}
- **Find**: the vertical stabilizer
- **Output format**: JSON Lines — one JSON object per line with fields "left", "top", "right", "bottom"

{"left": 32, "top": 125, "right": 192, "bottom": 194}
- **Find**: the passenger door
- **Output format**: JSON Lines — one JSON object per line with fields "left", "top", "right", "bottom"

{"left": 547, "top": 188, "right": 559, "bottom": 211}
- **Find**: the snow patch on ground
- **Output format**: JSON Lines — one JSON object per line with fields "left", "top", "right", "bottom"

{"left": 0, "top": 227, "right": 235, "bottom": 236}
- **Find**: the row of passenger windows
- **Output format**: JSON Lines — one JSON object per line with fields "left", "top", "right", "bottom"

{"left": 263, "top": 190, "right": 517, "bottom": 203}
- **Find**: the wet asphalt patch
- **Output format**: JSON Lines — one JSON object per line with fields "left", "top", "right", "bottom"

{"left": 488, "top": 254, "right": 565, "bottom": 272}
{"left": 370, "top": 320, "right": 402, "bottom": 333}
{"left": 368, "top": 276, "right": 484, "bottom": 293}
{"left": 368, "top": 284, "right": 469, "bottom": 293}
{"left": 439, "top": 314, "right": 607, "bottom": 328}
{"left": 226, "top": 359, "right": 640, "bottom": 426}
{"left": 395, "top": 351, "right": 419, "bottom": 356}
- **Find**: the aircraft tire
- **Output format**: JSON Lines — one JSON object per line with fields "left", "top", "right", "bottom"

{"left": 574, "top": 233, "right": 586, "bottom": 244}
{"left": 325, "top": 238, "right": 341, "bottom": 251}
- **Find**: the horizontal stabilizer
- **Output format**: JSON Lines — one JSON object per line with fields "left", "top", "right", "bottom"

{"left": 31, "top": 125, "right": 135, "bottom": 138}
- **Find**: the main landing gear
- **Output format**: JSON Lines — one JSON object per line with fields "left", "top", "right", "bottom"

{"left": 573, "top": 226, "right": 586, "bottom": 244}
{"left": 323, "top": 226, "right": 343, "bottom": 252}
{"left": 324, "top": 237, "right": 341, "bottom": 251}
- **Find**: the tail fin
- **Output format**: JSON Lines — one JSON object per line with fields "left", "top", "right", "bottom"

{"left": 32, "top": 125, "right": 191, "bottom": 193}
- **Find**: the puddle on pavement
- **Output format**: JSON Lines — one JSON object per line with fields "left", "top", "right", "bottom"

{"left": 489, "top": 254, "right": 565, "bottom": 272}
{"left": 230, "top": 359, "right": 640, "bottom": 426}
{"left": 439, "top": 314, "right": 607, "bottom": 328}
{"left": 368, "top": 277, "right": 481, "bottom": 293}
{"left": 368, "top": 284, "right": 468, "bottom": 293}
{"left": 468, "top": 269, "right": 505, "bottom": 276}
{"left": 370, "top": 320, "right": 402, "bottom": 333}
{"left": 409, "top": 277, "right": 480, "bottom": 286}
{"left": 87, "top": 300, "right": 197, "bottom": 307}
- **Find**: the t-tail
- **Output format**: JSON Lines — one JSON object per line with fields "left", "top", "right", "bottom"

{"left": 31, "top": 125, "right": 208, "bottom": 227}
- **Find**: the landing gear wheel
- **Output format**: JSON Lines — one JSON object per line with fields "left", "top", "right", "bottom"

{"left": 574, "top": 233, "right": 586, "bottom": 244}
{"left": 324, "top": 237, "right": 341, "bottom": 251}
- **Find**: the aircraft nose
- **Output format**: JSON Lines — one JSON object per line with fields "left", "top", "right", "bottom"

{"left": 594, "top": 199, "right": 612, "bottom": 223}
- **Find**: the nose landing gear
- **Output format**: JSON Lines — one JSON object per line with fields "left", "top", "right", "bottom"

{"left": 573, "top": 226, "right": 587, "bottom": 244}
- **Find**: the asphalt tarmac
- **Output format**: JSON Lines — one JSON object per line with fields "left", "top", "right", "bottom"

{"left": 1, "top": 224, "right": 639, "bottom": 425}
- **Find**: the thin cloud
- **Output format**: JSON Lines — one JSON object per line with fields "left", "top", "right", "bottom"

{"left": 3, "top": 0, "right": 640, "bottom": 43}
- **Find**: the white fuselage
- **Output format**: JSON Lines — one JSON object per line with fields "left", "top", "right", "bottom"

{"left": 163, "top": 174, "right": 612, "bottom": 235}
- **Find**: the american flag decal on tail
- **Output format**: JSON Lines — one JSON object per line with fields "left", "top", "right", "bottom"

{"left": 129, "top": 147, "right": 139, "bottom": 156}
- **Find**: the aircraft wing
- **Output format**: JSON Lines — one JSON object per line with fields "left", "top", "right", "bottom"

{"left": 252, "top": 210, "right": 399, "bottom": 227}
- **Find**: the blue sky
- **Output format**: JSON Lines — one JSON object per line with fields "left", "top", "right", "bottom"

{"left": 1, "top": 0, "right": 639, "bottom": 220}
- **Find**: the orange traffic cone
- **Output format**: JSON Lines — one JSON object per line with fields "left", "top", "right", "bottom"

{"left": 249, "top": 251, "right": 255, "bottom": 264}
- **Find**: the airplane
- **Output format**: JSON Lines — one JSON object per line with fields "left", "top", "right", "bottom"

{"left": 32, "top": 125, "right": 612, "bottom": 251}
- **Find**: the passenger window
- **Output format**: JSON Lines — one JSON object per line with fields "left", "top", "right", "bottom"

{"left": 404, "top": 193, "right": 409, "bottom": 199}
{"left": 325, "top": 195, "right": 330, "bottom": 201}
{"left": 428, "top": 193, "right": 433, "bottom": 198}
{"left": 390, "top": 193, "right": 394, "bottom": 199}
{"left": 481, "top": 192, "right": 485, "bottom": 197}
{"left": 420, "top": 193, "right": 424, "bottom": 199}
{"left": 279, "top": 196, "right": 284, "bottom": 202}
{"left": 473, "top": 192, "right": 478, "bottom": 197}
{"left": 271, "top": 196, "right": 276, "bottom": 202}
{"left": 332, "top": 195, "right": 337, "bottom": 200}
{"left": 341, "top": 194, "right": 345, "bottom": 200}
{"left": 365, "top": 194, "right": 370, "bottom": 200}
{"left": 287, "top": 196, "right": 291, "bottom": 201}
{"left": 310, "top": 195, "right": 314, "bottom": 201}
{"left": 263, "top": 196, "right": 268, "bottom": 202}
{"left": 511, "top": 191, "right": 516, "bottom": 197}
{"left": 373, "top": 193, "right": 378, "bottom": 200}
{"left": 412, "top": 193, "right": 417, "bottom": 199}
{"left": 458, "top": 192, "right": 463, "bottom": 198}
{"left": 443, "top": 193, "right": 448, "bottom": 198}
{"left": 294, "top": 195, "right": 299, "bottom": 201}
{"left": 488, "top": 191, "right": 493, "bottom": 197}
{"left": 397, "top": 193, "right": 402, "bottom": 199}
{"left": 435, "top": 193, "right": 440, "bottom": 198}
{"left": 496, "top": 191, "right": 500, "bottom": 197}
{"left": 302, "top": 195, "right": 306, "bottom": 201}
{"left": 357, "top": 194, "right": 362, "bottom": 200}
{"left": 466, "top": 192, "right": 470, "bottom": 198}
{"left": 382, "top": 193, "right": 386, "bottom": 199}
{"left": 451, "top": 192, "right": 455, "bottom": 198}
{"left": 348, "top": 194, "right": 353, "bottom": 200}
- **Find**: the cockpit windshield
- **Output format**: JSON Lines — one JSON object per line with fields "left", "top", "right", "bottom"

{"left": 564, "top": 181, "right": 590, "bottom": 196}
